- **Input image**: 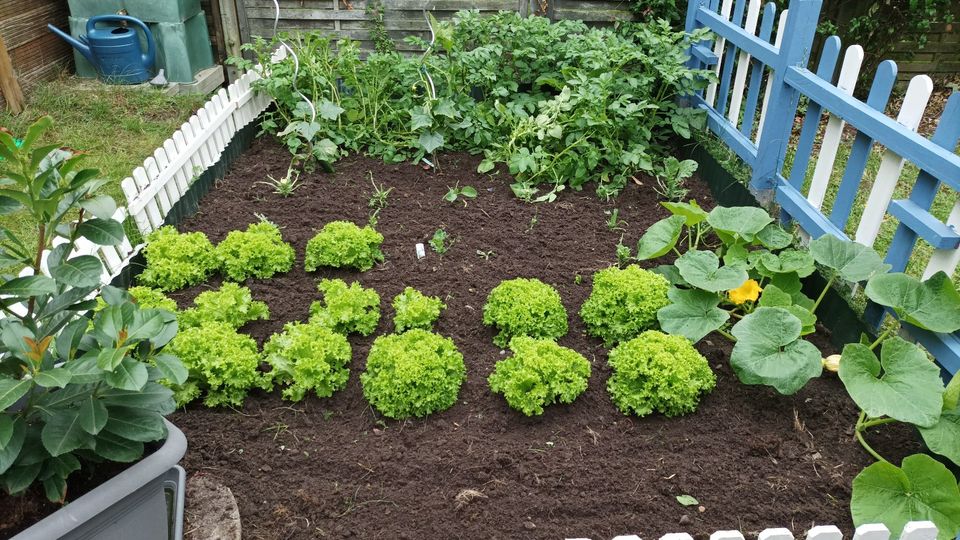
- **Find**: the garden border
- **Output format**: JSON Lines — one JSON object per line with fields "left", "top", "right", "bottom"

{"left": 46, "top": 20, "right": 947, "bottom": 540}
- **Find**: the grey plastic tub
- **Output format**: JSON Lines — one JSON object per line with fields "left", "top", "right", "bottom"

{"left": 11, "top": 419, "right": 187, "bottom": 540}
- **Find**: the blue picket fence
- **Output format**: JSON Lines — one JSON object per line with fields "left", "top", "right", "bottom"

{"left": 683, "top": 0, "right": 960, "bottom": 375}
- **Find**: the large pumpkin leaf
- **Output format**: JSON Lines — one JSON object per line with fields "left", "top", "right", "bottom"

{"left": 864, "top": 272, "right": 960, "bottom": 334}
{"left": 729, "top": 307, "right": 822, "bottom": 394}
{"left": 851, "top": 454, "right": 960, "bottom": 540}
{"left": 675, "top": 250, "right": 748, "bottom": 293}
{"left": 706, "top": 206, "right": 772, "bottom": 243}
{"left": 636, "top": 215, "right": 685, "bottom": 260}
{"left": 838, "top": 337, "right": 944, "bottom": 427}
{"left": 657, "top": 288, "right": 728, "bottom": 343}
{"left": 756, "top": 223, "right": 794, "bottom": 250}
{"left": 661, "top": 200, "right": 708, "bottom": 226}
{"left": 756, "top": 249, "right": 816, "bottom": 278}
{"left": 810, "top": 234, "right": 890, "bottom": 282}
{"left": 918, "top": 409, "right": 960, "bottom": 468}
{"left": 758, "top": 285, "right": 816, "bottom": 335}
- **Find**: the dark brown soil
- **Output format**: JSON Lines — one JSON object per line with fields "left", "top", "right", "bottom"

{"left": 0, "top": 137, "right": 921, "bottom": 540}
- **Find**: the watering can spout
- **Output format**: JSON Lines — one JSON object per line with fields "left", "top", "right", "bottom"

{"left": 47, "top": 24, "right": 94, "bottom": 65}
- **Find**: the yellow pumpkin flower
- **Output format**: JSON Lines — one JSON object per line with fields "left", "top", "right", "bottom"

{"left": 728, "top": 279, "right": 762, "bottom": 305}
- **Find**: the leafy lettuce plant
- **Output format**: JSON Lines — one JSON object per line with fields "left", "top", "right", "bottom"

{"left": 167, "top": 322, "right": 267, "bottom": 408}
{"left": 482, "top": 278, "right": 568, "bottom": 347}
{"left": 139, "top": 226, "right": 218, "bottom": 291}
{"left": 392, "top": 287, "right": 445, "bottom": 332}
{"left": 263, "top": 322, "right": 351, "bottom": 402}
{"left": 579, "top": 265, "right": 670, "bottom": 346}
{"left": 309, "top": 279, "right": 381, "bottom": 336}
{"left": 606, "top": 330, "right": 715, "bottom": 417}
{"left": 127, "top": 286, "right": 178, "bottom": 312}
{"left": 304, "top": 221, "right": 384, "bottom": 272}
{"left": 360, "top": 329, "right": 466, "bottom": 419}
{"left": 0, "top": 117, "right": 187, "bottom": 502}
{"left": 488, "top": 337, "right": 590, "bottom": 416}
{"left": 215, "top": 219, "right": 295, "bottom": 282}
{"left": 178, "top": 282, "right": 270, "bottom": 330}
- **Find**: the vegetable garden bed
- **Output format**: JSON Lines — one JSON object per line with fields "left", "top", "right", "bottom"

{"left": 153, "top": 138, "right": 916, "bottom": 539}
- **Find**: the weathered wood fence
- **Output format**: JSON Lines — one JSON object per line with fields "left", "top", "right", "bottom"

{"left": 237, "top": 0, "right": 634, "bottom": 52}
{"left": 685, "top": 0, "right": 960, "bottom": 375}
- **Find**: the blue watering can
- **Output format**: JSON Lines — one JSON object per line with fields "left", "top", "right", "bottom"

{"left": 48, "top": 15, "right": 156, "bottom": 85}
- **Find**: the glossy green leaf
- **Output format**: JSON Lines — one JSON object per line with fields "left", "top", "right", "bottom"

{"left": 0, "top": 377, "right": 33, "bottom": 410}
{"left": 0, "top": 419, "right": 24, "bottom": 474}
{"left": 729, "top": 307, "right": 822, "bottom": 394}
{"left": 94, "top": 430, "right": 144, "bottom": 462}
{"left": 657, "top": 287, "right": 728, "bottom": 343}
{"left": 706, "top": 206, "right": 772, "bottom": 242}
{"left": 865, "top": 271, "right": 960, "bottom": 334}
{"left": 809, "top": 234, "right": 890, "bottom": 282}
{"left": 0, "top": 275, "right": 57, "bottom": 298}
{"left": 661, "top": 200, "right": 707, "bottom": 226}
{"left": 103, "top": 407, "right": 166, "bottom": 442}
{"left": 675, "top": 250, "right": 748, "bottom": 293}
{"left": 97, "top": 347, "right": 127, "bottom": 371}
{"left": 153, "top": 354, "right": 188, "bottom": 386}
{"left": 104, "top": 357, "right": 148, "bottom": 391}
{"left": 33, "top": 368, "right": 72, "bottom": 389}
{"left": 49, "top": 255, "right": 103, "bottom": 288}
{"left": 78, "top": 397, "right": 108, "bottom": 435}
{"left": 839, "top": 337, "right": 944, "bottom": 427}
{"left": 65, "top": 354, "right": 105, "bottom": 384}
{"left": 4, "top": 463, "right": 41, "bottom": 495}
{"left": 635, "top": 215, "right": 685, "bottom": 260}
{"left": 78, "top": 195, "right": 117, "bottom": 220}
{"left": 41, "top": 409, "right": 89, "bottom": 457}
{"left": 851, "top": 454, "right": 960, "bottom": 540}
{"left": 0, "top": 414, "right": 12, "bottom": 450}
{"left": 100, "top": 383, "right": 176, "bottom": 415}
{"left": 77, "top": 218, "right": 125, "bottom": 246}
{"left": 0, "top": 195, "right": 22, "bottom": 215}
{"left": 918, "top": 409, "right": 960, "bottom": 468}
{"left": 42, "top": 475, "right": 67, "bottom": 503}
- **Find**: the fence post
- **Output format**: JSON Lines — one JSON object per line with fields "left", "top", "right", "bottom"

{"left": 748, "top": 0, "right": 822, "bottom": 204}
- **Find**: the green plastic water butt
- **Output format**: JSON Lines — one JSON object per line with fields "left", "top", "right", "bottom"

{"left": 66, "top": 0, "right": 124, "bottom": 18}
{"left": 152, "top": 11, "right": 214, "bottom": 83}
{"left": 123, "top": 0, "right": 201, "bottom": 23}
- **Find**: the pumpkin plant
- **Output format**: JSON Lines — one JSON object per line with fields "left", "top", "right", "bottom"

{"left": 0, "top": 117, "right": 186, "bottom": 502}
{"left": 639, "top": 203, "right": 890, "bottom": 395}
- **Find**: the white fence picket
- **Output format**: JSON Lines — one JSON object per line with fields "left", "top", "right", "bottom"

{"left": 852, "top": 523, "right": 892, "bottom": 540}
{"left": 566, "top": 522, "right": 939, "bottom": 540}
{"left": 706, "top": 0, "right": 735, "bottom": 107}
{"left": 898, "top": 522, "right": 938, "bottom": 540}
{"left": 755, "top": 9, "right": 788, "bottom": 142}
{"left": 727, "top": 0, "right": 763, "bottom": 126}
{"left": 759, "top": 528, "right": 795, "bottom": 540}
{"left": 854, "top": 75, "right": 935, "bottom": 246}
{"left": 923, "top": 197, "right": 960, "bottom": 278}
{"left": 710, "top": 531, "right": 745, "bottom": 540}
{"left": 806, "top": 44, "right": 864, "bottom": 211}
{"left": 807, "top": 526, "right": 843, "bottom": 540}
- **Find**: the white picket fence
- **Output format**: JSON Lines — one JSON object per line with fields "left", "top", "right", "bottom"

{"left": 574, "top": 521, "right": 940, "bottom": 540}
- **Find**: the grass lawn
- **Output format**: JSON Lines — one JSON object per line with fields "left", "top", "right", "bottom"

{"left": 0, "top": 77, "right": 207, "bottom": 247}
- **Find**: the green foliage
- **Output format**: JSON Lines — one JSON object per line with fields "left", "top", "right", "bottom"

{"left": 215, "top": 220, "right": 295, "bottom": 282}
{"left": 167, "top": 322, "right": 266, "bottom": 408}
{"left": 360, "top": 329, "right": 465, "bottom": 419}
{"left": 851, "top": 454, "right": 960, "bottom": 540}
{"left": 429, "top": 229, "right": 450, "bottom": 255}
{"left": 392, "top": 287, "right": 445, "bottom": 332}
{"left": 487, "top": 337, "right": 590, "bottom": 416}
{"left": 483, "top": 278, "right": 568, "bottom": 347}
{"left": 0, "top": 118, "right": 186, "bottom": 502}
{"left": 126, "top": 286, "right": 178, "bottom": 312}
{"left": 304, "top": 221, "right": 384, "bottom": 272}
{"left": 729, "top": 307, "right": 822, "bottom": 395}
{"left": 443, "top": 183, "right": 477, "bottom": 206}
{"left": 865, "top": 271, "right": 960, "bottom": 334}
{"left": 139, "top": 226, "right": 217, "bottom": 291}
{"left": 309, "top": 279, "right": 381, "bottom": 336}
{"left": 653, "top": 157, "right": 697, "bottom": 201}
{"left": 236, "top": 11, "right": 712, "bottom": 199}
{"left": 178, "top": 282, "right": 270, "bottom": 330}
{"left": 263, "top": 322, "right": 352, "bottom": 402}
{"left": 606, "top": 330, "right": 715, "bottom": 417}
{"left": 580, "top": 265, "right": 670, "bottom": 346}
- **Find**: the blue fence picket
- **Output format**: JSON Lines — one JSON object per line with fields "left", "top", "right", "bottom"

{"left": 739, "top": 2, "right": 777, "bottom": 138}
{"left": 828, "top": 61, "right": 897, "bottom": 229}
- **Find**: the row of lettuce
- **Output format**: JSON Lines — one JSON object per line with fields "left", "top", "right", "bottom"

{"left": 135, "top": 220, "right": 713, "bottom": 420}
{"left": 235, "top": 11, "right": 712, "bottom": 201}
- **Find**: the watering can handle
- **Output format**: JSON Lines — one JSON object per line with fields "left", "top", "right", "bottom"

{"left": 86, "top": 15, "right": 156, "bottom": 71}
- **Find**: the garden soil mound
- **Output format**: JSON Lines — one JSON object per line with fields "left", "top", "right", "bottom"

{"left": 0, "top": 137, "right": 920, "bottom": 540}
